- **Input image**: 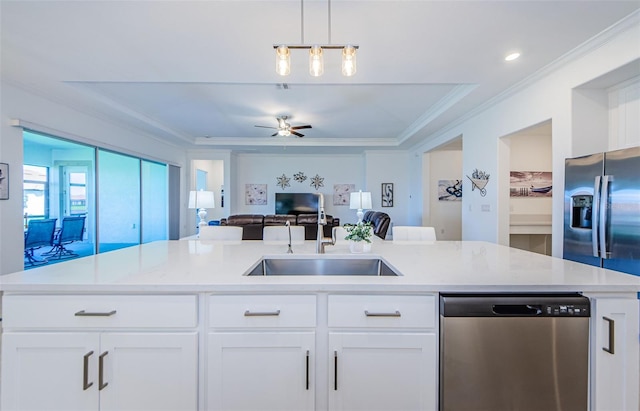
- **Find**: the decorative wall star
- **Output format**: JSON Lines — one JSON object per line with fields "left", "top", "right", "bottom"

{"left": 277, "top": 174, "right": 291, "bottom": 190}
{"left": 310, "top": 174, "right": 324, "bottom": 190}
{"left": 293, "top": 171, "right": 307, "bottom": 183}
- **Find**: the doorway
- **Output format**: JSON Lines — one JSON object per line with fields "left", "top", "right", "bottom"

{"left": 502, "top": 121, "right": 553, "bottom": 256}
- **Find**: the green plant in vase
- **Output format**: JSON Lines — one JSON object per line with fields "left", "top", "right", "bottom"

{"left": 344, "top": 222, "right": 373, "bottom": 252}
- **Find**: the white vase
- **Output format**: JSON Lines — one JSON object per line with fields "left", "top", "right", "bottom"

{"left": 349, "top": 241, "right": 371, "bottom": 253}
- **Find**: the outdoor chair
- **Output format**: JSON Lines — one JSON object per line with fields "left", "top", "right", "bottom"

{"left": 24, "top": 218, "right": 57, "bottom": 266}
{"left": 46, "top": 216, "right": 86, "bottom": 259}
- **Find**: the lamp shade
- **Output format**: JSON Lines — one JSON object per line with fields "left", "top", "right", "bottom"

{"left": 188, "top": 190, "right": 215, "bottom": 209}
{"left": 350, "top": 191, "right": 372, "bottom": 210}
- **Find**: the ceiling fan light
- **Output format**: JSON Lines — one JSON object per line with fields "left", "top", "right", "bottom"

{"left": 342, "top": 45, "right": 357, "bottom": 76}
{"left": 278, "top": 129, "right": 291, "bottom": 136}
{"left": 309, "top": 45, "right": 324, "bottom": 77}
{"left": 275, "top": 45, "right": 290, "bottom": 76}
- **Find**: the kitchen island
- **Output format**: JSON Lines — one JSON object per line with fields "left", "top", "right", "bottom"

{"left": 1, "top": 240, "right": 639, "bottom": 410}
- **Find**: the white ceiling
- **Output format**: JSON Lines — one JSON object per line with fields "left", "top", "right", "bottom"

{"left": 2, "top": 1, "right": 639, "bottom": 154}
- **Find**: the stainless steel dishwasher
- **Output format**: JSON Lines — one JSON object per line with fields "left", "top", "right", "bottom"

{"left": 440, "top": 294, "right": 590, "bottom": 411}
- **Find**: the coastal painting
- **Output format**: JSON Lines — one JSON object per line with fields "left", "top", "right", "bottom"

{"left": 510, "top": 171, "right": 553, "bottom": 197}
{"left": 438, "top": 179, "right": 462, "bottom": 201}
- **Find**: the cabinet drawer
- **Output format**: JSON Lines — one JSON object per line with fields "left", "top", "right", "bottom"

{"left": 3, "top": 295, "right": 198, "bottom": 329}
{"left": 328, "top": 295, "right": 436, "bottom": 329}
{"left": 209, "top": 295, "right": 316, "bottom": 328}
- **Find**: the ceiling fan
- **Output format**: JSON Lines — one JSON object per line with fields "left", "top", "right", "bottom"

{"left": 255, "top": 116, "right": 311, "bottom": 137}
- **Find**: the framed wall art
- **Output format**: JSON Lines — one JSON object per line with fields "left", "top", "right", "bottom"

{"left": 245, "top": 184, "right": 267, "bottom": 205}
{"left": 0, "top": 163, "right": 8, "bottom": 200}
{"left": 510, "top": 171, "right": 552, "bottom": 197}
{"left": 333, "top": 183, "right": 355, "bottom": 206}
{"left": 381, "top": 183, "right": 393, "bottom": 207}
{"left": 438, "top": 179, "right": 462, "bottom": 201}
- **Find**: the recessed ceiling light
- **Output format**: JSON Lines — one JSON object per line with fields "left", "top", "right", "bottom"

{"left": 505, "top": 52, "right": 521, "bottom": 61}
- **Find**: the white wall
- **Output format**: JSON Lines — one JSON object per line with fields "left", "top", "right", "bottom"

{"left": 426, "top": 150, "right": 463, "bottom": 240}
{"left": 229, "top": 151, "right": 413, "bottom": 229}
{"left": 232, "top": 153, "right": 366, "bottom": 225}
{"left": 364, "top": 151, "right": 415, "bottom": 229}
{"left": 412, "top": 16, "right": 640, "bottom": 257}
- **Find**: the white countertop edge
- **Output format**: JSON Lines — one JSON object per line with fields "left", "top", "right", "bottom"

{"left": 1, "top": 283, "right": 638, "bottom": 294}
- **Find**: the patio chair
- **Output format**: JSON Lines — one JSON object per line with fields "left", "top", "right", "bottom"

{"left": 24, "top": 218, "right": 57, "bottom": 266}
{"left": 47, "top": 216, "right": 86, "bottom": 259}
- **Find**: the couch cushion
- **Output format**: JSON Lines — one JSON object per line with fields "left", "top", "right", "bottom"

{"left": 225, "top": 214, "right": 264, "bottom": 225}
{"left": 264, "top": 214, "right": 297, "bottom": 226}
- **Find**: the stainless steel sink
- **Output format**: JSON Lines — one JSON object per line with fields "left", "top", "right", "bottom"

{"left": 245, "top": 258, "right": 401, "bottom": 276}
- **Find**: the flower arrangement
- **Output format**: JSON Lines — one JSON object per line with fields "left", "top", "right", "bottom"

{"left": 343, "top": 222, "right": 373, "bottom": 243}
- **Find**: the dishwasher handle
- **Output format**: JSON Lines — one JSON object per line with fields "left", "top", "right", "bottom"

{"left": 492, "top": 304, "right": 542, "bottom": 316}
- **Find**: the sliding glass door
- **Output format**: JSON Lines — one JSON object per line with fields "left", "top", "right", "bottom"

{"left": 98, "top": 150, "right": 141, "bottom": 253}
{"left": 23, "top": 130, "right": 171, "bottom": 267}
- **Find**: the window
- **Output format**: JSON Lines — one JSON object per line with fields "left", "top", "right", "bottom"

{"left": 23, "top": 164, "right": 49, "bottom": 224}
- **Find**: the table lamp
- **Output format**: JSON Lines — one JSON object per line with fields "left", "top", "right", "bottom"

{"left": 350, "top": 190, "right": 372, "bottom": 223}
{"left": 189, "top": 189, "right": 215, "bottom": 228}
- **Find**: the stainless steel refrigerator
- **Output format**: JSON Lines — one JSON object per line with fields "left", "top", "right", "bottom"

{"left": 564, "top": 146, "right": 640, "bottom": 276}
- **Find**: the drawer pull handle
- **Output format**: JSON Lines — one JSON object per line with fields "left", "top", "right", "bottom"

{"left": 603, "top": 316, "right": 615, "bottom": 355}
{"left": 334, "top": 350, "right": 338, "bottom": 391}
{"left": 75, "top": 310, "right": 117, "bottom": 317}
{"left": 244, "top": 310, "right": 281, "bottom": 317}
{"left": 99, "top": 351, "right": 109, "bottom": 390}
{"left": 305, "top": 350, "right": 310, "bottom": 390}
{"left": 364, "top": 310, "right": 401, "bottom": 317}
{"left": 83, "top": 351, "right": 94, "bottom": 390}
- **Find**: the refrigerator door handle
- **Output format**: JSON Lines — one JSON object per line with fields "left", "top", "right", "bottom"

{"left": 592, "top": 176, "right": 601, "bottom": 258}
{"left": 599, "top": 175, "right": 611, "bottom": 259}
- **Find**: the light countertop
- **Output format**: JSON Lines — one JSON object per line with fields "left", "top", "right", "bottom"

{"left": 1, "top": 240, "right": 639, "bottom": 293}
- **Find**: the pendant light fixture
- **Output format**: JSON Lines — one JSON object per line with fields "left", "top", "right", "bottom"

{"left": 275, "top": 45, "right": 291, "bottom": 76}
{"left": 274, "top": 0, "right": 358, "bottom": 77}
{"left": 309, "top": 45, "right": 324, "bottom": 77}
{"left": 341, "top": 45, "right": 357, "bottom": 76}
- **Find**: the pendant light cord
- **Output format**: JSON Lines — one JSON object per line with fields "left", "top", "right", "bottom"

{"left": 328, "top": 0, "right": 331, "bottom": 44}
{"left": 301, "top": 0, "right": 304, "bottom": 44}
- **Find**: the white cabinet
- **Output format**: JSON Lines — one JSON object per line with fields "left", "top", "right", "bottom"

{"left": 588, "top": 295, "right": 639, "bottom": 411}
{"left": 207, "top": 294, "right": 316, "bottom": 411}
{"left": 327, "top": 294, "right": 438, "bottom": 411}
{"left": 2, "top": 332, "right": 99, "bottom": 411}
{"left": 208, "top": 332, "right": 315, "bottom": 411}
{"left": 1, "top": 295, "right": 198, "bottom": 411}
{"left": 329, "top": 332, "right": 436, "bottom": 411}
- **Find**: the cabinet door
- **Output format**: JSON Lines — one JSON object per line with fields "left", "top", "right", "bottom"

{"left": 99, "top": 332, "right": 198, "bottom": 411}
{"left": 207, "top": 332, "right": 315, "bottom": 411}
{"left": 1, "top": 332, "right": 99, "bottom": 411}
{"left": 591, "top": 298, "right": 639, "bottom": 411}
{"left": 329, "top": 332, "right": 437, "bottom": 411}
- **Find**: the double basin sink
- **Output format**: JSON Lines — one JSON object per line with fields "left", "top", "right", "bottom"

{"left": 245, "top": 257, "right": 401, "bottom": 276}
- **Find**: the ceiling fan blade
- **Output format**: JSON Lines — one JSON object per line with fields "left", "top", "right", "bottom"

{"left": 255, "top": 125, "right": 277, "bottom": 129}
{"left": 291, "top": 131, "right": 304, "bottom": 138}
{"left": 271, "top": 132, "right": 279, "bottom": 137}
{"left": 291, "top": 125, "right": 312, "bottom": 130}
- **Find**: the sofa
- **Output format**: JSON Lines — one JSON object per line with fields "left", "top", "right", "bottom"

{"left": 220, "top": 214, "right": 340, "bottom": 240}
{"left": 362, "top": 210, "right": 391, "bottom": 240}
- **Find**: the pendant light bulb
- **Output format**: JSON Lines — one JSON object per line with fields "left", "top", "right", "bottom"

{"left": 275, "top": 45, "right": 291, "bottom": 76}
{"left": 309, "top": 45, "right": 324, "bottom": 77}
{"left": 342, "top": 45, "right": 357, "bottom": 76}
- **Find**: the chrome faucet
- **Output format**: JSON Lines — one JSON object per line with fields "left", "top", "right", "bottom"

{"left": 286, "top": 220, "right": 293, "bottom": 254}
{"left": 316, "top": 193, "right": 334, "bottom": 254}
